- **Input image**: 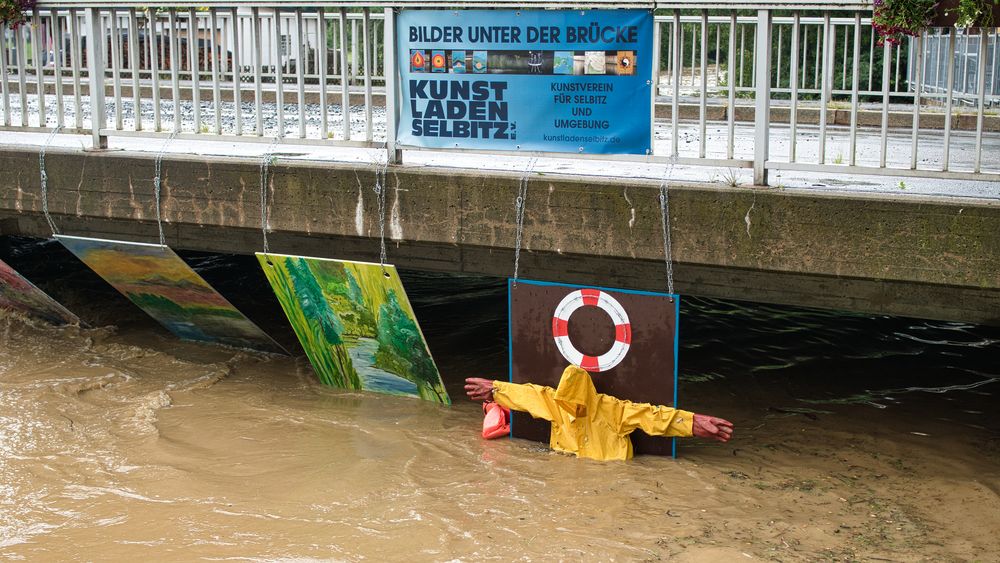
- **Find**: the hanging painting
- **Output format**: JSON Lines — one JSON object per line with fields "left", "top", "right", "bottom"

{"left": 257, "top": 253, "right": 450, "bottom": 404}
{"left": 509, "top": 279, "right": 679, "bottom": 456}
{"left": 0, "top": 257, "right": 80, "bottom": 325}
{"left": 55, "top": 235, "right": 284, "bottom": 354}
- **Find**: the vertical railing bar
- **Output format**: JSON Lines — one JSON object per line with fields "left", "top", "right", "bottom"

{"left": 383, "top": 7, "right": 398, "bottom": 160}
{"left": 188, "top": 8, "right": 201, "bottom": 134}
{"left": 273, "top": 9, "right": 285, "bottom": 138}
{"left": 351, "top": 17, "right": 358, "bottom": 85}
{"left": 362, "top": 8, "right": 373, "bottom": 142}
{"left": 677, "top": 21, "right": 684, "bottom": 90}
{"left": 933, "top": 29, "right": 942, "bottom": 91}
{"left": 147, "top": 9, "right": 161, "bottom": 132}
{"left": 750, "top": 23, "right": 756, "bottom": 87}
{"left": 910, "top": 33, "right": 924, "bottom": 170}
{"left": 689, "top": 24, "right": 696, "bottom": 88}
{"left": 714, "top": 21, "right": 720, "bottom": 86}
{"left": 894, "top": 42, "right": 902, "bottom": 92}
{"left": 775, "top": 24, "right": 783, "bottom": 90}
{"left": 738, "top": 24, "right": 744, "bottom": 89}
{"left": 789, "top": 12, "right": 799, "bottom": 163}
{"left": 127, "top": 8, "right": 141, "bottom": 131}
{"left": 813, "top": 23, "right": 820, "bottom": 88}
{"left": 230, "top": 8, "right": 242, "bottom": 136}
{"left": 752, "top": 8, "right": 772, "bottom": 185}
{"left": 339, "top": 7, "right": 350, "bottom": 141}
{"left": 848, "top": 13, "right": 860, "bottom": 166}
{"left": 726, "top": 13, "right": 736, "bottom": 160}
{"left": 879, "top": 41, "right": 891, "bottom": 168}
{"left": 650, "top": 16, "right": 660, "bottom": 156}
{"left": 942, "top": 27, "right": 956, "bottom": 171}
{"left": 974, "top": 30, "right": 989, "bottom": 173}
{"left": 295, "top": 9, "right": 306, "bottom": 139}
{"left": 698, "top": 10, "right": 707, "bottom": 158}
{"left": 841, "top": 23, "right": 848, "bottom": 89}
{"left": 319, "top": 10, "right": 329, "bottom": 139}
{"left": 109, "top": 8, "right": 122, "bottom": 130}
{"left": 168, "top": 9, "right": 181, "bottom": 133}
{"left": 1, "top": 27, "right": 10, "bottom": 127}
{"left": 867, "top": 25, "right": 875, "bottom": 91}
{"left": 85, "top": 7, "right": 107, "bottom": 147}
{"left": 671, "top": 10, "right": 680, "bottom": 157}
{"left": 818, "top": 13, "right": 831, "bottom": 164}
{"left": 16, "top": 23, "right": 28, "bottom": 127}
{"left": 69, "top": 9, "right": 82, "bottom": 130}
{"left": 252, "top": 7, "right": 263, "bottom": 136}
{"left": 801, "top": 24, "right": 808, "bottom": 89}
{"left": 210, "top": 9, "right": 222, "bottom": 135}
{"left": 51, "top": 9, "right": 65, "bottom": 129}
{"left": 32, "top": 11, "right": 47, "bottom": 127}
{"left": 961, "top": 30, "right": 970, "bottom": 96}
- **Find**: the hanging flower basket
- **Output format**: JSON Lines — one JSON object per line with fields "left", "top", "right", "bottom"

{"left": 873, "top": 0, "right": 1000, "bottom": 45}
{"left": 931, "top": 0, "right": 1000, "bottom": 28}
{"left": 0, "top": 0, "right": 35, "bottom": 30}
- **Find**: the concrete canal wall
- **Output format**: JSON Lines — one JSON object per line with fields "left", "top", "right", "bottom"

{"left": 0, "top": 145, "right": 997, "bottom": 325}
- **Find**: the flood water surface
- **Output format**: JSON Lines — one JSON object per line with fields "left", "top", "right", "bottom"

{"left": 0, "top": 238, "right": 998, "bottom": 560}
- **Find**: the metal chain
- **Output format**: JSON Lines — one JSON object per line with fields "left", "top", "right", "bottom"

{"left": 39, "top": 125, "right": 63, "bottom": 235}
{"left": 372, "top": 142, "right": 390, "bottom": 269}
{"left": 511, "top": 157, "right": 537, "bottom": 286}
{"left": 152, "top": 131, "right": 179, "bottom": 246}
{"left": 658, "top": 159, "right": 677, "bottom": 296}
{"left": 259, "top": 138, "right": 280, "bottom": 256}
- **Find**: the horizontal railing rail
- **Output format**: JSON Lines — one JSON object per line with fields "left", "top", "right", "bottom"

{"left": 1, "top": 1, "right": 997, "bottom": 186}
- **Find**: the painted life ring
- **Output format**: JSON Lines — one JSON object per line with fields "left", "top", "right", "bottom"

{"left": 551, "top": 289, "right": 631, "bottom": 372}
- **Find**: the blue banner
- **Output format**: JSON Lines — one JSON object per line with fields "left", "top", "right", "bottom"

{"left": 395, "top": 9, "right": 654, "bottom": 155}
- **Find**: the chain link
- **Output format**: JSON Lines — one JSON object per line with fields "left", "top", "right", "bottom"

{"left": 511, "top": 157, "right": 537, "bottom": 286}
{"left": 372, "top": 142, "right": 390, "bottom": 269}
{"left": 39, "top": 125, "right": 63, "bottom": 235}
{"left": 259, "top": 138, "right": 280, "bottom": 256}
{"left": 658, "top": 159, "right": 677, "bottom": 296}
{"left": 152, "top": 131, "right": 179, "bottom": 246}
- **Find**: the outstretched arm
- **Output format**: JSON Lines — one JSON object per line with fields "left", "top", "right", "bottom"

{"left": 616, "top": 400, "right": 734, "bottom": 443}
{"left": 464, "top": 378, "right": 558, "bottom": 422}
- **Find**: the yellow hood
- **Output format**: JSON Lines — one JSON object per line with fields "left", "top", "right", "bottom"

{"left": 553, "top": 365, "right": 598, "bottom": 418}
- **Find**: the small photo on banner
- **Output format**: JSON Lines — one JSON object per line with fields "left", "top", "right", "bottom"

{"left": 0, "top": 257, "right": 79, "bottom": 326}
{"left": 257, "top": 253, "right": 450, "bottom": 404}
{"left": 55, "top": 235, "right": 284, "bottom": 354}
{"left": 508, "top": 279, "right": 679, "bottom": 456}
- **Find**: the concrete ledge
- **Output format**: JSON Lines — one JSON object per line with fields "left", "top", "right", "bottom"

{"left": 0, "top": 146, "right": 997, "bottom": 325}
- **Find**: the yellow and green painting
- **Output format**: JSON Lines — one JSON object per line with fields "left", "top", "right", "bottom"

{"left": 56, "top": 236, "right": 284, "bottom": 354}
{"left": 0, "top": 257, "right": 80, "bottom": 325}
{"left": 257, "top": 253, "right": 450, "bottom": 404}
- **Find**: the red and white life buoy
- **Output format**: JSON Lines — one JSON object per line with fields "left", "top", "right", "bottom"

{"left": 551, "top": 288, "right": 631, "bottom": 372}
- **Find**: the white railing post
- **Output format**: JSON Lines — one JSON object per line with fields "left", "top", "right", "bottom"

{"left": 753, "top": 9, "right": 772, "bottom": 185}
{"left": 85, "top": 7, "right": 107, "bottom": 148}
{"left": 383, "top": 7, "right": 400, "bottom": 164}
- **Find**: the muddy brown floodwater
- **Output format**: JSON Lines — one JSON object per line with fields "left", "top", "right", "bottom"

{"left": 0, "top": 238, "right": 998, "bottom": 561}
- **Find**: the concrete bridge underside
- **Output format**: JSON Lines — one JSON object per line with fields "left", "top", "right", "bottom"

{"left": 0, "top": 145, "right": 997, "bottom": 325}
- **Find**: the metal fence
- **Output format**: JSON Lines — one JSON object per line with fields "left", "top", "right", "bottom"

{"left": 1, "top": 1, "right": 997, "bottom": 185}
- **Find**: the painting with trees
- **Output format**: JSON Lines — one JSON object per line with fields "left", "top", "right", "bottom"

{"left": 257, "top": 253, "right": 450, "bottom": 404}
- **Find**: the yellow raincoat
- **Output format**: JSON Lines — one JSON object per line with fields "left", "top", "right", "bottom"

{"left": 492, "top": 365, "right": 694, "bottom": 461}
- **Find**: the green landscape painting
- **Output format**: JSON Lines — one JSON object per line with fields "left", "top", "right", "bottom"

{"left": 257, "top": 253, "right": 450, "bottom": 404}
{"left": 0, "top": 257, "right": 80, "bottom": 325}
{"left": 57, "top": 236, "right": 284, "bottom": 354}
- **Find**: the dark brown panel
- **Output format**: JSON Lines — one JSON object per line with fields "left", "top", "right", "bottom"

{"left": 509, "top": 279, "right": 678, "bottom": 456}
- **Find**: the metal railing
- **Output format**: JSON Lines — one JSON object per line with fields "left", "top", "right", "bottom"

{"left": 1, "top": 1, "right": 998, "bottom": 185}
